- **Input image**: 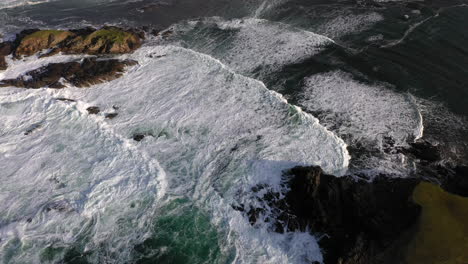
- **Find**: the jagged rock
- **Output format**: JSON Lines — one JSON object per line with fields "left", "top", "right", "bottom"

{"left": 15, "top": 30, "right": 76, "bottom": 57}
{"left": 402, "top": 140, "right": 468, "bottom": 197}
{"left": 13, "top": 26, "right": 142, "bottom": 58}
{"left": 58, "top": 27, "right": 142, "bottom": 55}
{"left": 407, "top": 140, "right": 441, "bottom": 162}
{"left": 55, "top": 97, "right": 76, "bottom": 102}
{"left": 0, "top": 58, "right": 137, "bottom": 88}
{"left": 86, "top": 106, "right": 100, "bottom": 114}
{"left": 238, "top": 166, "right": 422, "bottom": 264}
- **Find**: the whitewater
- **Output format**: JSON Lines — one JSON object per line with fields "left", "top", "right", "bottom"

{"left": 0, "top": 1, "right": 433, "bottom": 262}
{"left": 0, "top": 42, "right": 350, "bottom": 263}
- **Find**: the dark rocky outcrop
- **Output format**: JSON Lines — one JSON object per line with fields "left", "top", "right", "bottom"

{"left": 406, "top": 140, "right": 441, "bottom": 163}
{"left": 236, "top": 166, "right": 422, "bottom": 264}
{"left": 86, "top": 106, "right": 100, "bottom": 115}
{"left": 0, "top": 26, "right": 143, "bottom": 71}
{"left": 401, "top": 140, "right": 468, "bottom": 197}
{"left": 105, "top": 113, "right": 118, "bottom": 119}
{"left": 0, "top": 58, "right": 137, "bottom": 88}
{"left": 0, "top": 41, "right": 14, "bottom": 70}
{"left": 283, "top": 166, "right": 420, "bottom": 264}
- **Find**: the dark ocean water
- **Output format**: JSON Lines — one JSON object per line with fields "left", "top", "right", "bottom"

{"left": 0, "top": 0, "right": 467, "bottom": 263}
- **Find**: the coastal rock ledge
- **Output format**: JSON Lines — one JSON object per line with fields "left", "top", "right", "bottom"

{"left": 234, "top": 166, "right": 421, "bottom": 264}
{"left": 282, "top": 166, "right": 420, "bottom": 264}
{"left": 13, "top": 26, "right": 143, "bottom": 58}
{"left": 236, "top": 166, "right": 468, "bottom": 264}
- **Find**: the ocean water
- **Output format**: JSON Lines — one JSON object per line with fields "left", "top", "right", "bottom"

{"left": 0, "top": 0, "right": 467, "bottom": 263}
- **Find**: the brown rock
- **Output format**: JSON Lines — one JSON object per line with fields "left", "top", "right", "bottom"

{"left": 0, "top": 58, "right": 137, "bottom": 88}
{"left": 105, "top": 113, "right": 118, "bottom": 119}
{"left": 15, "top": 30, "right": 76, "bottom": 57}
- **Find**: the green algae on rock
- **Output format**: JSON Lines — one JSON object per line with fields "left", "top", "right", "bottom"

{"left": 13, "top": 27, "right": 142, "bottom": 58}
{"left": 15, "top": 30, "right": 76, "bottom": 57}
{"left": 407, "top": 181, "right": 468, "bottom": 264}
{"left": 61, "top": 27, "right": 143, "bottom": 55}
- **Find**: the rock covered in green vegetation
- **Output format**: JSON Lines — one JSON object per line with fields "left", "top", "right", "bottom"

{"left": 11, "top": 26, "right": 143, "bottom": 58}
{"left": 15, "top": 30, "right": 76, "bottom": 57}
{"left": 56, "top": 27, "right": 143, "bottom": 55}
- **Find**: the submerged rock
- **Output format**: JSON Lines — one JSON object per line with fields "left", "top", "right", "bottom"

{"left": 86, "top": 106, "right": 100, "bottom": 115}
{"left": 0, "top": 58, "right": 137, "bottom": 88}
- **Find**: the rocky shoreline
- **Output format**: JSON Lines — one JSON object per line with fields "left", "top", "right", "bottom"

{"left": 2, "top": 24, "right": 468, "bottom": 264}
{"left": 0, "top": 26, "right": 144, "bottom": 88}
{"left": 235, "top": 162, "right": 468, "bottom": 264}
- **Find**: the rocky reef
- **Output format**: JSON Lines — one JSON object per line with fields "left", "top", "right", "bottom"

{"left": 0, "top": 26, "right": 144, "bottom": 88}
{"left": 13, "top": 26, "right": 143, "bottom": 58}
{"left": 284, "top": 166, "right": 421, "bottom": 264}
{"left": 235, "top": 162, "right": 468, "bottom": 264}
{"left": 0, "top": 58, "right": 137, "bottom": 88}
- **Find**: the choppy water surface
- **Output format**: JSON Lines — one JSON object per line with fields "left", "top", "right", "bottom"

{"left": 1, "top": 0, "right": 467, "bottom": 263}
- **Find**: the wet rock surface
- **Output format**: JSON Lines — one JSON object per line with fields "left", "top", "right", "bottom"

{"left": 283, "top": 166, "right": 420, "bottom": 264}
{"left": 86, "top": 106, "right": 100, "bottom": 115}
{"left": 402, "top": 140, "right": 468, "bottom": 197}
{"left": 235, "top": 166, "right": 422, "bottom": 264}
{"left": 0, "top": 58, "right": 137, "bottom": 88}
{"left": 0, "top": 26, "right": 143, "bottom": 71}
{"left": 105, "top": 113, "right": 118, "bottom": 119}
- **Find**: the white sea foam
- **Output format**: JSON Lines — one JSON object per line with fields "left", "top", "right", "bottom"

{"left": 0, "top": 0, "right": 53, "bottom": 10}
{"left": 299, "top": 71, "right": 422, "bottom": 148}
{"left": 0, "top": 54, "right": 90, "bottom": 80}
{"left": 0, "top": 44, "right": 349, "bottom": 263}
{"left": 298, "top": 71, "right": 423, "bottom": 176}
{"left": 0, "top": 90, "right": 166, "bottom": 263}
{"left": 166, "top": 17, "right": 333, "bottom": 76}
